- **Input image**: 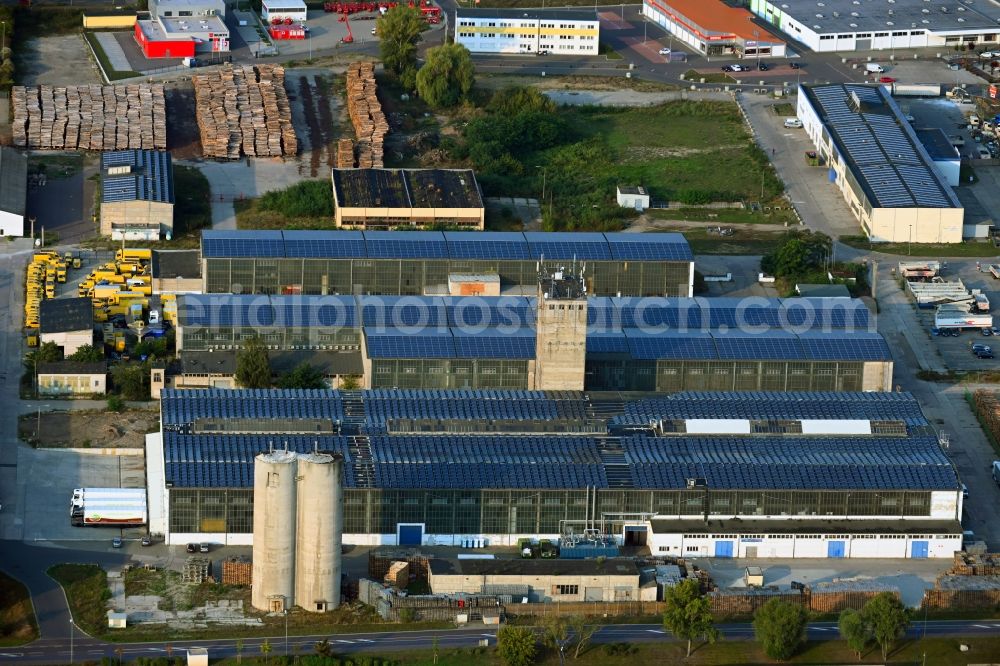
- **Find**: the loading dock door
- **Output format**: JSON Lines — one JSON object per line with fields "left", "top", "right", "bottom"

{"left": 397, "top": 523, "right": 424, "bottom": 546}
{"left": 714, "top": 540, "right": 734, "bottom": 558}
{"left": 624, "top": 525, "right": 647, "bottom": 547}
{"left": 584, "top": 587, "right": 603, "bottom": 601}
{"left": 911, "top": 540, "right": 929, "bottom": 559}
{"left": 827, "top": 540, "right": 846, "bottom": 558}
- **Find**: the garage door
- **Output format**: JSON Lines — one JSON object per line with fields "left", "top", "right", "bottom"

{"left": 714, "top": 540, "right": 734, "bottom": 558}
{"left": 584, "top": 587, "right": 603, "bottom": 601}
{"left": 397, "top": 524, "right": 423, "bottom": 546}
{"left": 827, "top": 540, "right": 846, "bottom": 558}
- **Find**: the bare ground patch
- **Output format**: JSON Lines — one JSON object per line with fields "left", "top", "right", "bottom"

{"left": 19, "top": 409, "right": 158, "bottom": 447}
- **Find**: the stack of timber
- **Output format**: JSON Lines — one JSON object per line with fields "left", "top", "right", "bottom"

{"left": 192, "top": 64, "right": 298, "bottom": 159}
{"left": 345, "top": 61, "right": 387, "bottom": 168}
{"left": 336, "top": 137, "right": 355, "bottom": 168}
{"left": 950, "top": 552, "right": 1000, "bottom": 576}
{"left": 974, "top": 390, "right": 1000, "bottom": 444}
{"left": 11, "top": 84, "right": 166, "bottom": 150}
{"left": 221, "top": 556, "right": 252, "bottom": 586}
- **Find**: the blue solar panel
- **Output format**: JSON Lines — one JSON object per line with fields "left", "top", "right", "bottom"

{"left": 780, "top": 298, "right": 871, "bottom": 330}
{"left": 202, "top": 231, "right": 285, "bottom": 258}
{"left": 798, "top": 331, "right": 892, "bottom": 361}
{"left": 524, "top": 232, "right": 612, "bottom": 260}
{"left": 452, "top": 329, "right": 535, "bottom": 359}
{"left": 615, "top": 298, "right": 705, "bottom": 329}
{"left": 448, "top": 297, "right": 534, "bottom": 328}
{"left": 713, "top": 332, "right": 804, "bottom": 360}
{"left": 624, "top": 330, "right": 718, "bottom": 359}
{"left": 604, "top": 233, "right": 693, "bottom": 261}
{"left": 443, "top": 232, "right": 531, "bottom": 260}
{"left": 587, "top": 331, "right": 629, "bottom": 354}
{"left": 364, "top": 231, "right": 449, "bottom": 259}
{"left": 283, "top": 231, "right": 366, "bottom": 258}
{"left": 361, "top": 296, "right": 447, "bottom": 329}
{"left": 365, "top": 329, "right": 455, "bottom": 358}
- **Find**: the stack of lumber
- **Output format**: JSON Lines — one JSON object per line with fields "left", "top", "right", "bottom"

{"left": 951, "top": 552, "right": 1000, "bottom": 576}
{"left": 192, "top": 64, "right": 298, "bottom": 159}
{"left": 222, "top": 556, "right": 252, "bottom": 586}
{"left": 11, "top": 84, "right": 166, "bottom": 150}
{"left": 345, "top": 61, "right": 387, "bottom": 168}
{"left": 336, "top": 137, "right": 355, "bottom": 168}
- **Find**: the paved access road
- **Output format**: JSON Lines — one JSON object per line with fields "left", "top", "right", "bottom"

{"left": 3, "top": 618, "right": 1000, "bottom": 663}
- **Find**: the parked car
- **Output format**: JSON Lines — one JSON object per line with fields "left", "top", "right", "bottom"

{"left": 984, "top": 327, "right": 993, "bottom": 336}
{"left": 112, "top": 537, "right": 123, "bottom": 548}
{"left": 758, "top": 62, "right": 769, "bottom": 71}
{"left": 187, "top": 542, "right": 199, "bottom": 553}
{"left": 931, "top": 327, "right": 941, "bottom": 336}
{"left": 879, "top": 76, "right": 897, "bottom": 83}
{"left": 980, "top": 51, "right": 1000, "bottom": 59}
{"left": 972, "top": 342, "right": 991, "bottom": 352}
{"left": 141, "top": 535, "right": 152, "bottom": 546}
{"left": 978, "top": 350, "right": 995, "bottom": 359}
{"left": 789, "top": 62, "right": 800, "bottom": 69}
{"left": 783, "top": 118, "right": 803, "bottom": 128}
{"left": 658, "top": 47, "right": 671, "bottom": 55}
{"left": 199, "top": 543, "right": 210, "bottom": 553}
{"left": 962, "top": 483, "right": 970, "bottom": 499}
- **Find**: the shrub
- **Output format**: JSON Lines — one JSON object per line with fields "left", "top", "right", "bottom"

{"left": 258, "top": 180, "right": 333, "bottom": 218}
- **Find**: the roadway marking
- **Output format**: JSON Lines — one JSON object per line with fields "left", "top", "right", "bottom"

{"left": 334, "top": 640, "right": 355, "bottom": 644}
{"left": 355, "top": 639, "right": 375, "bottom": 643}
{"left": 0, "top": 654, "right": 23, "bottom": 658}
{"left": 973, "top": 624, "right": 990, "bottom": 628}
{"left": 646, "top": 629, "right": 666, "bottom": 634}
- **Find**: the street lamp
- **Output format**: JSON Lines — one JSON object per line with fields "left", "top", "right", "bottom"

{"left": 284, "top": 609, "right": 289, "bottom": 657}
{"left": 908, "top": 224, "right": 913, "bottom": 256}
{"left": 69, "top": 619, "right": 74, "bottom": 665}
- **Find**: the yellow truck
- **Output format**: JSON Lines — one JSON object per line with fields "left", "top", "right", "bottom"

{"left": 116, "top": 248, "right": 152, "bottom": 263}
{"left": 56, "top": 262, "right": 67, "bottom": 283}
{"left": 125, "top": 278, "right": 152, "bottom": 296}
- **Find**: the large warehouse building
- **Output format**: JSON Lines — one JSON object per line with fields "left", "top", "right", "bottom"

{"left": 200, "top": 230, "right": 695, "bottom": 298}
{"left": 750, "top": 0, "right": 1000, "bottom": 52}
{"left": 168, "top": 292, "right": 892, "bottom": 392}
{"left": 797, "top": 84, "right": 964, "bottom": 244}
{"left": 332, "top": 169, "right": 484, "bottom": 230}
{"left": 147, "top": 389, "right": 963, "bottom": 559}
{"left": 643, "top": 0, "right": 786, "bottom": 58}
{"left": 455, "top": 8, "right": 600, "bottom": 55}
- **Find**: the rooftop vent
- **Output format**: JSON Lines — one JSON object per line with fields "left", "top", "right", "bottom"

{"left": 833, "top": 11, "right": 840, "bottom": 16}
{"left": 886, "top": 19, "right": 894, "bottom": 24}
{"left": 850, "top": 21, "right": 858, "bottom": 26}
{"left": 851, "top": 11, "right": 859, "bottom": 15}
{"left": 816, "top": 12, "right": 824, "bottom": 17}
{"left": 813, "top": 23, "right": 822, "bottom": 28}
{"left": 817, "top": 1, "right": 825, "bottom": 5}
{"left": 958, "top": 16, "right": 965, "bottom": 20}
{"left": 959, "top": 6, "right": 966, "bottom": 10}
{"left": 922, "top": 8, "right": 929, "bottom": 12}
{"left": 922, "top": 18, "right": 930, "bottom": 22}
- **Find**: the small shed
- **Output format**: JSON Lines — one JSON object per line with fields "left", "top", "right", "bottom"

{"left": 107, "top": 611, "right": 127, "bottom": 629}
{"left": 744, "top": 566, "right": 764, "bottom": 588}
{"left": 616, "top": 185, "right": 649, "bottom": 211}
{"left": 187, "top": 647, "right": 209, "bottom": 666}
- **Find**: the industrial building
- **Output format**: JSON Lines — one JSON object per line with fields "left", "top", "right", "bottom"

{"left": 39, "top": 298, "right": 94, "bottom": 356}
{"left": 200, "top": 230, "right": 695, "bottom": 298}
{"left": 0, "top": 147, "right": 27, "bottom": 238}
{"left": 262, "top": 0, "right": 308, "bottom": 24}
{"left": 100, "top": 151, "right": 175, "bottom": 241}
{"left": 37, "top": 362, "right": 107, "bottom": 396}
{"left": 151, "top": 250, "right": 202, "bottom": 294}
{"left": 643, "top": 0, "right": 786, "bottom": 58}
{"left": 797, "top": 84, "right": 964, "bottom": 243}
{"left": 170, "top": 292, "right": 891, "bottom": 392}
{"left": 332, "top": 169, "right": 485, "bottom": 230}
{"left": 913, "top": 128, "right": 961, "bottom": 188}
{"left": 750, "top": 0, "right": 1000, "bottom": 52}
{"left": 136, "top": 0, "right": 230, "bottom": 59}
{"left": 146, "top": 388, "right": 963, "bottom": 559}
{"left": 455, "top": 8, "right": 600, "bottom": 55}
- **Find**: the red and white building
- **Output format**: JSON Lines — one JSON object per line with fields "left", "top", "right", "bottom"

{"left": 643, "top": 0, "right": 785, "bottom": 59}
{"left": 135, "top": 0, "right": 230, "bottom": 59}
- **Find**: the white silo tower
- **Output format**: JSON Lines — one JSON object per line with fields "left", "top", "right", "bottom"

{"left": 294, "top": 452, "right": 344, "bottom": 612}
{"left": 251, "top": 449, "right": 298, "bottom": 612}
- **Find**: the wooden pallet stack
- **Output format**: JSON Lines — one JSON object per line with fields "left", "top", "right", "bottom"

{"left": 10, "top": 84, "right": 166, "bottom": 150}
{"left": 192, "top": 64, "right": 297, "bottom": 160}
{"left": 336, "top": 137, "right": 355, "bottom": 168}
{"left": 345, "top": 61, "right": 387, "bottom": 168}
{"left": 221, "top": 556, "right": 252, "bottom": 586}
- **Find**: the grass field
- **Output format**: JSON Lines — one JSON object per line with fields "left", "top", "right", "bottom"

{"left": 683, "top": 70, "right": 736, "bottom": 84}
{"left": 47, "top": 563, "right": 110, "bottom": 637}
{"left": 680, "top": 226, "right": 787, "bottom": 255}
{"left": 0, "top": 571, "right": 38, "bottom": 646}
{"left": 83, "top": 31, "right": 139, "bottom": 82}
{"left": 234, "top": 199, "right": 336, "bottom": 230}
{"left": 840, "top": 234, "right": 1000, "bottom": 257}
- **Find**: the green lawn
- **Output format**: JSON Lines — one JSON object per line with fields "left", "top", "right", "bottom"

{"left": 840, "top": 234, "right": 1000, "bottom": 257}
{"left": 172, "top": 165, "right": 212, "bottom": 236}
{"left": 47, "top": 564, "right": 110, "bottom": 637}
{"left": 0, "top": 571, "right": 38, "bottom": 646}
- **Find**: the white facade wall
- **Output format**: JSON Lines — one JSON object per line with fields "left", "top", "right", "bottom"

{"left": 0, "top": 209, "right": 23, "bottom": 237}
{"left": 455, "top": 14, "right": 599, "bottom": 55}
{"left": 145, "top": 432, "right": 168, "bottom": 536}
{"left": 262, "top": 0, "right": 307, "bottom": 23}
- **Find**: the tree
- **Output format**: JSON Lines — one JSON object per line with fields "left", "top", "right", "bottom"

{"left": 24, "top": 341, "right": 62, "bottom": 371}
{"left": 568, "top": 615, "right": 598, "bottom": 659}
{"left": 235, "top": 639, "right": 244, "bottom": 665}
{"left": 377, "top": 6, "right": 424, "bottom": 78}
{"left": 259, "top": 639, "right": 272, "bottom": 665}
{"left": 416, "top": 42, "right": 475, "bottom": 108}
{"left": 759, "top": 229, "right": 832, "bottom": 279}
{"left": 861, "top": 592, "right": 909, "bottom": 661}
{"left": 276, "top": 362, "right": 327, "bottom": 389}
{"left": 314, "top": 639, "right": 331, "bottom": 657}
{"left": 753, "top": 598, "right": 808, "bottom": 661}
{"left": 540, "top": 615, "right": 571, "bottom": 666}
{"left": 497, "top": 625, "right": 537, "bottom": 666}
{"left": 340, "top": 374, "right": 361, "bottom": 390}
{"left": 235, "top": 336, "right": 271, "bottom": 388}
{"left": 68, "top": 344, "right": 104, "bottom": 363}
{"left": 107, "top": 395, "right": 125, "bottom": 413}
{"left": 111, "top": 363, "right": 149, "bottom": 401}
{"left": 662, "top": 578, "right": 719, "bottom": 658}
{"left": 838, "top": 608, "right": 871, "bottom": 660}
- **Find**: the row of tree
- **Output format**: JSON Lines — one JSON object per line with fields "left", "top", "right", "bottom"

{"left": 492, "top": 579, "right": 911, "bottom": 664}
{"left": 234, "top": 336, "right": 358, "bottom": 390}
{"left": 377, "top": 6, "right": 474, "bottom": 108}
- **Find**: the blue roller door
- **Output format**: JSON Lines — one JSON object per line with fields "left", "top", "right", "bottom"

{"left": 911, "top": 541, "right": 929, "bottom": 559}
{"left": 398, "top": 524, "right": 423, "bottom": 546}
{"left": 827, "top": 540, "right": 845, "bottom": 558}
{"left": 714, "top": 540, "right": 734, "bottom": 558}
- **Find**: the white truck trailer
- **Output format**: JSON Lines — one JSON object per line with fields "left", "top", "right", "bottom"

{"left": 71, "top": 503, "right": 148, "bottom": 527}
{"left": 935, "top": 307, "right": 993, "bottom": 329}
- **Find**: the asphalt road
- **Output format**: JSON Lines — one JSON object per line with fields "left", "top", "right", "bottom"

{"left": 3, "top": 616, "right": 1000, "bottom": 663}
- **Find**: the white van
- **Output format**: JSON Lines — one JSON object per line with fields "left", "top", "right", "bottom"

{"left": 865, "top": 63, "right": 885, "bottom": 73}
{"left": 783, "top": 118, "right": 803, "bottom": 128}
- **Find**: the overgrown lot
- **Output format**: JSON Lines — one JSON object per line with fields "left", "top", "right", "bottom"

{"left": 0, "top": 572, "right": 38, "bottom": 646}
{"left": 235, "top": 180, "right": 334, "bottom": 230}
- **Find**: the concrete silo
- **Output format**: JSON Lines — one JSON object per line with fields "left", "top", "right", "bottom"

{"left": 294, "top": 452, "right": 344, "bottom": 612}
{"left": 251, "top": 450, "right": 298, "bottom": 612}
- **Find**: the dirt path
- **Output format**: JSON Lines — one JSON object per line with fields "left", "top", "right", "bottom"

{"left": 627, "top": 215, "right": 790, "bottom": 233}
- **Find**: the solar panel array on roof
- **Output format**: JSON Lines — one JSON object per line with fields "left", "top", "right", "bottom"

{"left": 179, "top": 295, "right": 358, "bottom": 328}
{"left": 452, "top": 329, "right": 536, "bottom": 359}
{"left": 365, "top": 329, "right": 456, "bottom": 359}
{"left": 806, "top": 84, "right": 958, "bottom": 209}
{"left": 101, "top": 149, "right": 173, "bottom": 204}
{"left": 625, "top": 330, "right": 718, "bottom": 360}
{"left": 160, "top": 389, "right": 345, "bottom": 426}
{"left": 200, "top": 230, "right": 693, "bottom": 261}
{"left": 614, "top": 391, "right": 928, "bottom": 427}
{"left": 357, "top": 296, "right": 535, "bottom": 329}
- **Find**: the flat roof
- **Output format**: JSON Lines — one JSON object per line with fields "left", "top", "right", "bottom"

{"left": 651, "top": 0, "right": 784, "bottom": 43}
{"left": 649, "top": 518, "right": 962, "bottom": 535}
{"left": 771, "top": 0, "right": 1000, "bottom": 34}
{"left": 915, "top": 128, "right": 960, "bottom": 162}
{"left": 429, "top": 558, "right": 639, "bottom": 577}
{"left": 332, "top": 169, "right": 483, "bottom": 210}
{"left": 0, "top": 148, "right": 26, "bottom": 218}
{"left": 39, "top": 298, "right": 93, "bottom": 334}
{"left": 37, "top": 361, "right": 106, "bottom": 375}
{"left": 158, "top": 15, "right": 228, "bottom": 36}
{"left": 152, "top": 250, "right": 201, "bottom": 279}
{"left": 802, "top": 84, "right": 961, "bottom": 209}
{"left": 180, "top": 350, "right": 363, "bottom": 376}
{"left": 455, "top": 7, "right": 598, "bottom": 21}
{"left": 795, "top": 284, "right": 851, "bottom": 298}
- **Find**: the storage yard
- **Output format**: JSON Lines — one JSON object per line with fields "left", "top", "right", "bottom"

{"left": 345, "top": 61, "right": 387, "bottom": 169}
{"left": 192, "top": 64, "right": 298, "bottom": 160}
{"left": 11, "top": 84, "right": 167, "bottom": 151}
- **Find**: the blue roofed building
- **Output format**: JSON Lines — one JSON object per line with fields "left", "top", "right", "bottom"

{"left": 146, "top": 388, "right": 963, "bottom": 559}
{"left": 100, "top": 150, "right": 175, "bottom": 241}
